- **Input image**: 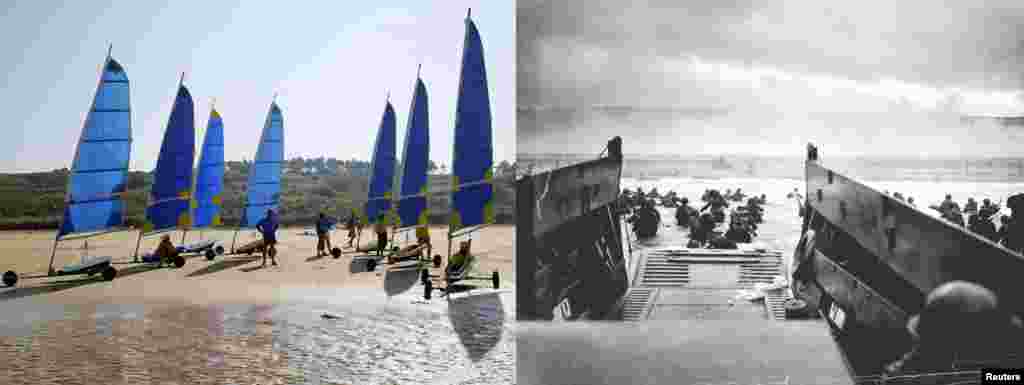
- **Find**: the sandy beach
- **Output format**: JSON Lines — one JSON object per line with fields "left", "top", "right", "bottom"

{"left": 0, "top": 225, "right": 515, "bottom": 385}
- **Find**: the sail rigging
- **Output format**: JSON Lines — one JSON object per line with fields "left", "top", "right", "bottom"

{"left": 366, "top": 100, "right": 397, "bottom": 225}
{"left": 193, "top": 106, "right": 225, "bottom": 228}
{"left": 397, "top": 75, "right": 430, "bottom": 230}
{"left": 240, "top": 102, "right": 284, "bottom": 228}
{"left": 143, "top": 82, "right": 195, "bottom": 234}
{"left": 449, "top": 10, "right": 495, "bottom": 235}
{"left": 57, "top": 55, "right": 133, "bottom": 241}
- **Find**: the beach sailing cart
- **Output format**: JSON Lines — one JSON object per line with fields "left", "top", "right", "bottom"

{"left": 419, "top": 9, "right": 501, "bottom": 300}
{"left": 130, "top": 74, "right": 195, "bottom": 269}
{"left": 3, "top": 48, "right": 131, "bottom": 287}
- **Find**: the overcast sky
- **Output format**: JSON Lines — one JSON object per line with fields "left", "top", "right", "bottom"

{"left": 517, "top": 0, "right": 1024, "bottom": 157}
{"left": 2, "top": 1, "right": 513, "bottom": 173}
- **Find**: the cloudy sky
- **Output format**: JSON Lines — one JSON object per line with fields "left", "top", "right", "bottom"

{"left": 2, "top": 1, "right": 513, "bottom": 173}
{"left": 517, "top": 0, "right": 1024, "bottom": 157}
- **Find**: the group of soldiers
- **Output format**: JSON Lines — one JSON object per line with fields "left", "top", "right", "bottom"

{"left": 619, "top": 186, "right": 766, "bottom": 249}
{"left": 931, "top": 194, "right": 1024, "bottom": 250}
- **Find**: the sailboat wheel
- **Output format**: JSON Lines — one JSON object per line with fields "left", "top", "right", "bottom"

{"left": 215, "top": 245, "right": 225, "bottom": 255}
{"left": 331, "top": 247, "right": 342, "bottom": 258}
{"left": 491, "top": 271, "right": 500, "bottom": 289}
{"left": 173, "top": 255, "right": 186, "bottom": 268}
{"left": 2, "top": 271, "right": 17, "bottom": 287}
{"left": 101, "top": 266, "right": 117, "bottom": 281}
{"left": 424, "top": 279, "right": 433, "bottom": 300}
{"left": 205, "top": 249, "right": 216, "bottom": 261}
{"left": 432, "top": 254, "right": 442, "bottom": 268}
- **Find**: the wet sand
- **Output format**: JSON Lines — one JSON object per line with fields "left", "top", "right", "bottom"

{"left": 0, "top": 225, "right": 515, "bottom": 385}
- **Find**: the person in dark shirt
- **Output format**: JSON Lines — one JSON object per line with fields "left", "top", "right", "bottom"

{"left": 689, "top": 213, "right": 717, "bottom": 247}
{"left": 345, "top": 210, "right": 358, "bottom": 248}
{"left": 154, "top": 234, "right": 179, "bottom": 267}
{"left": 724, "top": 221, "right": 752, "bottom": 244}
{"left": 255, "top": 209, "right": 279, "bottom": 267}
{"left": 980, "top": 198, "right": 1000, "bottom": 218}
{"left": 373, "top": 220, "right": 388, "bottom": 256}
{"left": 315, "top": 213, "right": 333, "bottom": 257}
{"left": 938, "top": 194, "right": 959, "bottom": 214}
{"left": 968, "top": 214, "right": 998, "bottom": 242}
{"left": 964, "top": 197, "right": 978, "bottom": 216}
{"left": 998, "top": 215, "right": 1012, "bottom": 247}
{"left": 675, "top": 198, "right": 697, "bottom": 227}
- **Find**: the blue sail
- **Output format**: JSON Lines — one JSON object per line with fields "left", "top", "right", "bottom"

{"left": 397, "top": 77, "right": 429, "bottom": 229}
{"left": 193, "top": 107, "right": 224, "bottom": 228}
{"left": 366, "top": 100, "right": 397, "bottom": 225}
{"left": 144, "top": 84, "right": 195, "bottom": 233}
{"left": 240, "top": 102, "right": 284, "bottom": 228}
{"left": 57, "top": 56, "right": 132, "bottom": 239}
{"left": 449, "top": 12, "right": 494, "bottom": 233}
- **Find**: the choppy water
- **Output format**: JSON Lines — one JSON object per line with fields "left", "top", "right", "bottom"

{"left": 623, "top": 174, "right": 1024, "bottom": 277}
{"left": 0, "top": 288, "right": 514, "bottom": 385}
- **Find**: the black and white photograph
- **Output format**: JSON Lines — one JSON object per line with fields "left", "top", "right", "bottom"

{"left": 515, "top": 1, "right": 1024, "bottom": 384}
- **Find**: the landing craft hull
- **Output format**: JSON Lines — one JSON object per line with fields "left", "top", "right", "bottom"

{"left": 516, "top": 148, "right": 628, "bottom": 321}
{"left": 794, "top": 144, "right": 1024, "bottom": 376}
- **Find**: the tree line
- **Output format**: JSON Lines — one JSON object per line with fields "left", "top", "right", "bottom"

{"left": 0, "top": 158, "right": 518, "bottom": 230}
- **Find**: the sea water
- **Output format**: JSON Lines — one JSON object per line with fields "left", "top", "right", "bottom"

{"left": 0, "top": 287, "right": 514, "bottom": 384}
{"left": 622, "top": 173, "right": 1024, "bottom": 279}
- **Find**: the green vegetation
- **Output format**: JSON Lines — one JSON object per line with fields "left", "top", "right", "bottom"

{"left": 0, "top": 158, "right": 517, "bottom": 230}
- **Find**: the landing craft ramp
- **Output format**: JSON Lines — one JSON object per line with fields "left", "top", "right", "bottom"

{"left": 622, "top": 246, "right": 790, "bottom": 321}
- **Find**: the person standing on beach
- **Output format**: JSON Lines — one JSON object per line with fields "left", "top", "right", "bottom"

{"left": 373, "top": 220, "right": 388, "bottom": 256}
{"left": 256, "top": 209, "right": 279, "bottom": 267}
{"left": 416, "top": 225, "right": 432, "bottom": 259}
{"left": 315, "top": 212, "right": 333, "bottom": 257}
{"left": 345, "top": 210, "right": 358, "bottom": 248}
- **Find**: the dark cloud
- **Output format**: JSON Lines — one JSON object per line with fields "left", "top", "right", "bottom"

{"left": 517, "top": 0, "right": 1024, "bottom": 156}
{"left": 518, "top": 0, "right": 1024, "bottom": 106}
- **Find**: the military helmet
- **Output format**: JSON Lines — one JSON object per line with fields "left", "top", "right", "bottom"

{"left": 907, "top": 281, "right": 1006, "bottom": 340}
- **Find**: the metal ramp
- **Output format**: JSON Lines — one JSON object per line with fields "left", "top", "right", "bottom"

{"left": 631, "top": 249, "right": 790, "bottom": 321}
{"left": 636, "top": 251, "right": 783, "bottom": 289}
{"left": 764, "top": 289, "right": 790, "bottom": 321}
{"left": 621, "top": 288, "right": 655, "bottom": 321}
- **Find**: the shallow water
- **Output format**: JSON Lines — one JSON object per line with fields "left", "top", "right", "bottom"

{"left": 622, "top": 175, "right": 1024, "bottom": 278}
{"left": 0, "top": 288, "right": 514, "bottom": 385}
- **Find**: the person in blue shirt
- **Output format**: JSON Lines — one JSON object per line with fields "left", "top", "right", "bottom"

{"left": 315, "top": 212, "right": 333, "bottom": 257}
{"left": 256, "top": 209, "right": 279, "bottom": 266}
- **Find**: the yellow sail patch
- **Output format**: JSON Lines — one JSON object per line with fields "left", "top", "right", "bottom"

{"left": 450, "top": 211, "right": 463, "bottom": 231}
{"left": 418, "top": 209, "right": 429, "bottom": 225}
{"left": 142, "top": 222, "right": 154, "bottom": 233}
{"left": 212, "top": 214, "right": 222, "bottom": 226}
{"left": 178, "top": 190, "right": 191, "bottom": 199}
{"left": 484, "top": 167, "right": 493, "bottom": 181}
{"left": 211, "top": 109, "right": 221, "bottom": 119}
{"left": 452, "top": 176, "right": 461, "bottom": 192}
{"left": 212, "top": 194, "right": 222, "bottom": 205}
{"left": 483, "top": 200, "right": 495, "bottom": 224}
{"left": 178, "top": 212, "right": 192, "bottom": 228}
